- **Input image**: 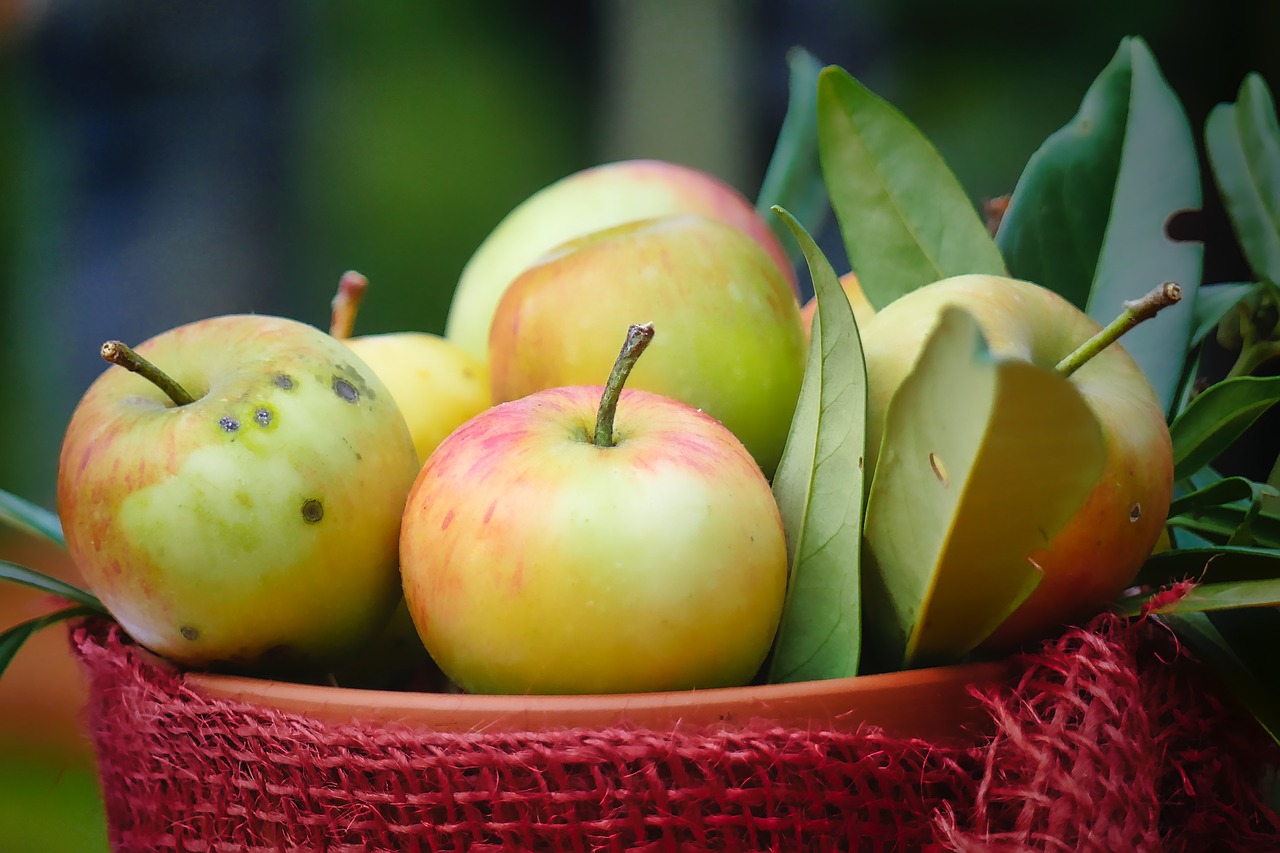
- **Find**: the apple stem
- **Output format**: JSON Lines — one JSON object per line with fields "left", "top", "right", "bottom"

{"left": 329, "top": 270, "right": 369, "bottom": 340}
{"left": 594, "top": 323, "right": 656, "bottom": 448}
{"left": 1055, "top": 282, "right": 1182, "bottom": 378}
{"left": 100, "top": 341, "right": 196, "bottom": 406}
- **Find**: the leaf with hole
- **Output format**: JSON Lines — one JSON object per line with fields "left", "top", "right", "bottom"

{"left": 996, "top": 36, "right": 1201, "bottom": 413}
{"left": 817, "top": 65, "right": 1005, "bottom": 311}
{"left": 767, "top": 207, "right": 866, "bottom": 683}
{"left": 861, "top": 307, "right": 1106, "bottom": 669}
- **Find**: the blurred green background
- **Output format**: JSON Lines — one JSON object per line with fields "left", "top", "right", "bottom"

{"left": 0, "top": 1, "right": 1276, "bottom": 849}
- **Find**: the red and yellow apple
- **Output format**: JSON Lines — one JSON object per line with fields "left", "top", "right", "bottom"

{"left": 445, "top": 158, "right": 798, "bottom": 361}
{"left": 858, "top": 274, "right": 1173, "bottom": 648}
{"left": 488, "top": 213, "right": 806, "bottom": 477}
{"left": 399, "top": 328, "right": 788, "bottom": 694}
{"left": 329, "top": 271, "right": 491, "bottom": 465}
{"left": 57, "top": 314, "right": 421, "bottom": 671}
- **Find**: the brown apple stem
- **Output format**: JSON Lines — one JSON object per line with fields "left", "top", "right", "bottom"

{"left": 1055, "top": 282, "right": 1183, "bottom": 378}
{"left": 100, "top": 341, "right": 196, "bottom": 406}
{"left": 594, "top": 323, "right": 656, "bottom": 448}
{"left": 329, "top": 270, "right": 369, "bottom": 340}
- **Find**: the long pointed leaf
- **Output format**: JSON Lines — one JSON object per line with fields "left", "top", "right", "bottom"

{"left": 817, "top": 65, "right": 1005, "bottom": 311}
{"left": 757, "top": 48, "right": 828, "bottom": 263}
{"left": 0, "top": 605, "right": 101, "bottom": 678}
{"left": 1168, "top": 374, "right": 1280, "bottom": 480}
{"left": 0, "top": 561, "right": 104, "bottom": 612}
{"left": 1138, "top": 545, "right": 1280, "bottom": 587}
{"left": 1121, "top": 577, "right": 1280, "bottom": 617}
{"left": 1206, "top": 73, "right": 1280, "bottom": 283}
{"left": 0, "top": 487, "right": 65, "bottom": 547}
{"left": 767, "top": 207, "right": 866, "bottom": 683}
{"left": 997, "top": 37, "right": 1201, "bottom": 412}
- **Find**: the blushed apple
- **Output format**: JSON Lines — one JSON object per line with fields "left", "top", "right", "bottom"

{"left": 329, "top": 270, "right": 491, "bottom": 465}
{"left": 489, "top": 213, "right": 806, "bottom": 477}
{"left": 57, "top": 314, "right": 421, "bottom": 672}
{"left": 400, "top": 324, "right": 788, "bottom": 694}
{"left": 445, "top": 158, "right": 798, "bottom": 361}
{"left": 858, "top": 274, "right": 1174, "bottom": 648}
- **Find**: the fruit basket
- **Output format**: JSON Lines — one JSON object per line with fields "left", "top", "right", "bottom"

{"left": 7, "top": 35, "right": 1280, "bottom": 853}
{"left": 71, "top": 612, "right": 1279, "bottom": 851}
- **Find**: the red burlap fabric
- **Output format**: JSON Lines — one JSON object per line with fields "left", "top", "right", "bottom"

{"left": 72, "top": 613, "right": 1279, "bottom": 852}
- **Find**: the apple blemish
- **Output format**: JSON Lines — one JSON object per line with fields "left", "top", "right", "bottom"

{"left": 219, "top": 416, "right": 240, "bottom": 433}
{"left": 179, "top": 625, "right": 200, "bottom": 641}
{"left": 274, "top": 373, "right": 295, "bottom": 391}
{"left": 332, "top": 376, "right": 360, "bottom": 404}
{"left": 301, "top": 498, "right": 325, "bottom": 524}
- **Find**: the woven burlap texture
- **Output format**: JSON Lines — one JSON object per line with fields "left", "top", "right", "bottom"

{"left": 73, "top": 612, "right": 1280, "bottom": 853}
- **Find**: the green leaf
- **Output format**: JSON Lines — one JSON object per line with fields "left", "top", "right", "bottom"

{"left": 757, "top": 48, "right": 828, "bottom": 263}
{"left": 1120, "top": 577, "right": 1280, "bottom": 617}
{"left": 1168, "top": 374, "right": 1280, "bottom": 480}
{"left": 1166, "top": 504, "right": 1280, "bottom": 550}
{"left": 1138, "top": 545, "right": 1280, "bottom": 588}
{"left": 1158, "top": 611, "right": 1280, "bottom": 744}
{"left": 861, "top": 307, "right": 1106, "bottom": 669}
{"left": 1205, "top": 73, "right": 1280, "bottom": 284}
{"left": 1188, "top": 281, "right": 1258, "bottom": 346}
{"left": 767, "top": 207, "right": 867, "bottom": 683}
{"left": 0, "top": 562, "right": 104, "bottom": 612}
{"left": 0, "top": 488, "right": 65, "bottom": 547}
{"left": 0, "top": 605, "right": 101, "bottom": 679}
{"left": 1168, "top": 476, "right": 1277, "bottom": 518}
{"left": 996, "top": 36, "right": 1202, "bottom": 413}
{"left": 816, "top": 65, "right": 1005, "bottom": 311}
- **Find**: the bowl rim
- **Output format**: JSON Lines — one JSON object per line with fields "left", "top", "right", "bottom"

{"left": 184, "top": 658, "right": 1012, "bottom": 740}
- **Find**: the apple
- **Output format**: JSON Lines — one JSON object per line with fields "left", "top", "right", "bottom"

{"left": 445, "top": 158, "right": 798, "bottom": 361}
{"left": 858, "top": 274, "right": 1173, "bottom": 648}
{"left": 329, "top": 270, "right": 491, "bottom": 465}
{"left": 56, "top": 314, "right": 421, "bottom": 672}
{"left": 400, "top": 324, "right": 789, "bottom": 695}
{"left": 799, "top": 271, "right": 876, "bottom": 340}
{"left": 488, "top": 213, "right": 806, "bottom": 478}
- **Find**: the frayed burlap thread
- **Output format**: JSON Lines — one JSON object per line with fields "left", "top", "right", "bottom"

{"left": 73, "top": 613, "right": 1279, "bottom": 852}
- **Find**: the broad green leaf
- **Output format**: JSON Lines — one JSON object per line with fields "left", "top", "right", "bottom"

{"left": 757, "top": 48, "right": 828, "bottom": 263}
{"left": 0, "top": 488, "right": 64, "bottom": 547}
{"left": 767, "top": 207, "right": 867, "bottom": 683}
{"left": 1120, "top": 577, "right": 1280, "bottom": 617}
{"left": 861, "top": 308, "right": 1106, "bottom": 669}
{"left": 1138, "top": 545, "right": 1280, "bottom": 588}
{"left": 997, "top": 37, "right": 1202, "bottom": 412}
{"left": 1166, "top": 505, "right": 1280, "bottom": 550}
{"left": 0, "top": 562, "right": 104, "bottom": 612}
{"left": 1169, "top": 374, "right": 1280, "bottom": 480}
{"left": 0, "top": 605, "right": 101, "bottom": 678}
{"left": 1158, "top": 611, "right": 1280, "bottom": 744}
{"left": 1167, "top": 476, "right": 1277, "bottom": 519}
{"left": 816, "top": 65, "right": 1005, "bottom": 311}
{"left": 1187, "top": 281, "right": 1258, "bottom": 346}
{"left": 1206, "top": 74, "right": 1280, "bottom": 283}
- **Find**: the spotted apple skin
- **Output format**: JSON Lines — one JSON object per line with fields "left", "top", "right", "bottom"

{"left": 57, "top": 314, "right": 420, "bottom": 671}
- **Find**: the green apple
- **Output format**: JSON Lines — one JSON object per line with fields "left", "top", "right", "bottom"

{"left": 488, "top": 213, "right": 806, "bottom": 477}
{"left": 56, "top": 314, "right": 421, "bottom": 672}
{"left": 329, "top": 270, "right": 491, "bottom": 465}
{"left": 858, "top": 274, "right": 1173, "bottom": 648}
{"left": 445, "top": 158, "right": 798, "bottom": 361}
{"left": 400, "top": 324, "right": 789, "bottom": 694}
{"left": 799, "top": 271, "right": 876, "bottom": 341}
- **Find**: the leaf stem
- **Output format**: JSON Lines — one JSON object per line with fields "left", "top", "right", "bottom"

{"left": 101, "top": 341, "right": 196, "bottom": 406}
{"left": 1056, "top": 282, "right": 1182, "bottom": 378}
{"left": 594, "top": 323, "right": 655, "bottom": 447}
{"left": 329, "top": 270, "right": 368, "bottom": 340}
{"left": 1225, "top": 340, "right": 1280, "bottom": 380}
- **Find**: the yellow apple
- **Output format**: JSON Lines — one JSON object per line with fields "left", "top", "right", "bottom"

{"left": 329, "top": 271, "right": 490, "bottom": 465}
{"left": 858, "top": 274, "right": 1173, "bottom": 648}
